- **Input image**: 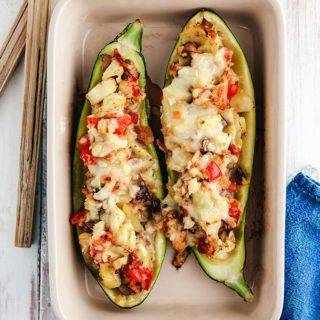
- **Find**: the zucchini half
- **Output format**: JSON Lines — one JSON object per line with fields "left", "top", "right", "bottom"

{"left": 163, "top": 10, "right": 255, "bottom": 302}
{"left": 72, "top": 20, "right": 166, "bottom": 308}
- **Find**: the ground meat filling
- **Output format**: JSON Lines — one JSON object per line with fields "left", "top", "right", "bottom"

{"left": 161, "top": 18, "right": 250, "bottom": 266}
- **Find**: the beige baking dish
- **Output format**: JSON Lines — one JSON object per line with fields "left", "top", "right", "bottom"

{"left": 47, "top": 0, "right": 286, "bottom": 319}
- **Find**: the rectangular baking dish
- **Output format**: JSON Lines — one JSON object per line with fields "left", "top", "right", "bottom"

{"left": 47, "top": 0, "right": 286, "bottom": 319}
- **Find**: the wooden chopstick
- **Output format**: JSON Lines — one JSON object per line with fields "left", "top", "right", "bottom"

{"left": 15, "top": 0, "right": 51, "bottom": 248}
{"left": 0, "top": 0, "right": 28, "bottom": 95}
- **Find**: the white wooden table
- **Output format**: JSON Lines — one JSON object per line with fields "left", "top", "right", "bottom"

{"left": 0, "top": 0, "right": 319, "bottom": 319}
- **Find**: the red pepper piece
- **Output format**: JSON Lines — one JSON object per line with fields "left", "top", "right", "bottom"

{"left": 85, "top": 115, "right": 99, "bottom": 127}
{"left": 205, "top": 161, "right": 222, "bottom": 181}
{"left": 229, "top": 143, "right": 242, "bottom": 156}
{"left": 79, "top": 135, "right": 90, "bottom": 151}
{"left": 113, "top": 114, "right": 132, "bottom": 135}
{"left": 128, "top": 75, "right": 138, "bottom": 83}
{"left": 128, "top": 75, "right": 141, "bottom": 97}
{"left": 132, "top": 86, "right": 141, "bottom": 97}
{"left": 80, "top": 149, "right": 96, "bottom": 165}
{"left": 70, "top": 210, "right": 87, "bottom": 225}
{"left": 229, "top": 198, "right": 241, "bottom": 222}
{"left": 125, "top": 265, "right": 154, "bottom": 291}
{"left": 128, "top": 111, "right": 139, "bottom": 124}
{"left": 142, "top": 268, "right": 153, "bottom": 290}
{"left": 79, "top": 134, "right": 95, "bottom": 165}
{"left": 227, "top": 83, "right": 239, "bottom": 99}
{"left": 227, "top": 180, "right": 237, "bottom": 193}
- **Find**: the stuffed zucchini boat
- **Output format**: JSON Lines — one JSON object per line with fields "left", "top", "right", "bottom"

{"left": 71, "top": 20, "right": 166, "bottom": 308}
{"left": 160, "top": 10, "right": 255, "bottom": 302}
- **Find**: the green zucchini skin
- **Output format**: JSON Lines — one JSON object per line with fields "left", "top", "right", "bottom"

{"left": 72, "top": 20, "right": 166, "bottom": 308}
{"left": 163, "top": 10, "right": 255, "bottom": 302}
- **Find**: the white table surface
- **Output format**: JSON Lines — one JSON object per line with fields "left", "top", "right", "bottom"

{"left": 0, "top": 0, "right": 319, "bottom": 319}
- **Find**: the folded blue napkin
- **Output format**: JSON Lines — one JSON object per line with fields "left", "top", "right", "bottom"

{"left": 281, "top": 172, "right": 320, "bottom": 320}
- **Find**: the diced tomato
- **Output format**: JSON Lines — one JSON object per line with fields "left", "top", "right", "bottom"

{"left": 113, "top": 114, "right": 132, "bottom": 135}
{"left": 227, "top": 180, "right": 237, "bottom": 193}
{"left": 80, "top": 149, "right": 96, "bottom": 165}
{"left": 70, "top": 210, "right": 87, "bottom": 225}
{"left": 125, "top": 265, "right": 154, "bottom": 291}
{"left": 227, "top": 83, "right": 239, "bottom": 99}
{"left": 205, "top": 161, "right": 222, "bottom": 181}
{"left": 78, "top": 135, "right": 90, "bottom": 151}
{"left": 229, "top": 143, "right": 242, "bottom": 156}
{"left": 128, "top": 111, "right": 139, "bottom": 124}
{"left": 85, "top": 115, "right": 99, "bottom": 127}
{"left": 229, "top": 198, "right": 241, "bottom": 222}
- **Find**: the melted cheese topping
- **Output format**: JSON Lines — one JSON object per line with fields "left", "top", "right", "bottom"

{"left": 161, "top": 21, "right": 252, "bottom": 259}
{"left": 187, "top": 186, "right": 229, "bottom": 235}
{"left": 76, "top": 51, "right": 158, "bottom": 290}
{"left": 163, "top": 49, "right": 227, "bottom": 102}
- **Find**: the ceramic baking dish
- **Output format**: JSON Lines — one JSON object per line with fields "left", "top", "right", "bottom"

{"left": 47, "top": 0, "right": 286, "bottom": 319}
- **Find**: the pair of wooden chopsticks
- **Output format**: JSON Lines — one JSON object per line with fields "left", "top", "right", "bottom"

{"left": 0, "top": 1, "right": 27, "bottom": 93}
{"left": 0, "top": 0, "right": 50, "bottom": 247}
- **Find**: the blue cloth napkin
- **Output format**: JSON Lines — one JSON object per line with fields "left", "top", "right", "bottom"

{"left": 281, "top": 172, "right": 320, "bottom": 320}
